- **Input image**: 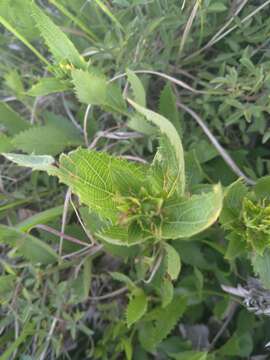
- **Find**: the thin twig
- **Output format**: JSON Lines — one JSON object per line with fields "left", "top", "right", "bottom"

{"left": 143, "top": 251, "right": 164, "bottom": 284}
{"left": 110, "top": 70, "right": 203, "bottom": 94}
{"left": 178, "top": 0, "right": 200, "bottom": 57}
{"left": 83, "top": 104, "right": 91, "bottom": 147}
{"left": 176, "top": 101, "right": 256, "bottom": 185}
{"left": 34, "top": 224, "right": 89, "bottom": 247}
{"left": 120, "top": 155, "right": 148, "bottom": 164}
{"left": 62, "top": 94, "right": 84, "bottom": 133}
{"left": 208, "top": 302, "right": 238, "bottom": 351}
{"left": 39, "top": 314, "right": 59, "bottom": 360}
{"left": 89, "top": 285, "right": 128, "bottom": 301}
{"left": 70, "top": 197, "right": 94, "bottom": 244}
{"left": 59, "top": 189, "right": 71, "bottom": 256}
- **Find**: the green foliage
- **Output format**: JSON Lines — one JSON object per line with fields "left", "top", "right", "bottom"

{"left": 1, "top": 0, "right": 270, "bottom": 358}
{"left": 139, "top": 296, "right": 187, "bottom": 351}
{"left": 31, "top": 2, "right": 86, "bottom": 69}
{"left": 126, "top": 288, "right": 148, "bottom": 327}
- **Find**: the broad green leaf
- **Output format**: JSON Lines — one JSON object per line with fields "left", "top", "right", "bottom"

{"left": 159, "top": 83, "right": 181, "bottom": 135}
{"left": 0, "top": 225, "right": 58, "bottom": 265}
{"left": 127, "top": 69, "right": 146, "bottom": 107}
{"left": 126, "top": 288, "right": 148, "bottom": 327}
{"left": 57, "top": 148, "right": 145, "bottom": 221}
{"left": 31, "top": 2, "right": 86, "bottom": 69}
{"left": 128, "top": 114, "right": 156, "bottom": 135}
{"left": 72, "top": 70, "right": 127, "bottom": 113}
{"left": 2, "top": 153, "right": 57, "bottom": 174}
{"left": 254, "top": 176, "right": 270, "bottom": 200}
{"left": 128, "top": 99, "right": 185, "bottom": 196}
{"left": 252, "top": 248, "right": 270, "bottom": 289}
{"left": 164, "top": 243, "right": 181, "bottom": 280}
{"left": 72, "top": 69, "right": 107, "bottom": 105}
{"left": 12, "top": 122, "right": 82, "bottom": 155}
{"left": 27, "top": 77, "right": 70, "bottom": 96}
{"left": 162, "top": 184, "right": 223, "bottom": 239}
{"left": 0, "top": 102, "right": 29, "bottom": 134}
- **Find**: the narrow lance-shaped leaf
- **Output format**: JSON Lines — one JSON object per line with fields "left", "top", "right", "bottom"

{"left": 0, "top": 225, "right": 58, "bottom": 265}
{"left": 31, "top": 2, "right": 86, "bottom": 69}
{"left": 2, "top": 153, "right": 57, "bottom": 174}
{"left": 128, "top": 99, "right": 185, "bottom": 196}
{"left": 127, "top": 69, "right": 146, "bottom": 107}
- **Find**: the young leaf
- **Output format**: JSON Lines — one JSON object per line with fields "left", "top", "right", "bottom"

{"left": 159, "top": 83, "right": 181, "bottom": 135}
{"left": 2, "top": 153, "right": 57, "bottom": 174}
{"left": 0, "top": 102, "right": 29, "bottom": 134}
{"left": 72, "top": 69, "right": 107, "bottom": 105}
{"left": 12, "top": 122, "right": 82, "bottom": 155}
{"left": 127, "top": 69, "right": 146, "bottom": 107}
{"left": 28, "top": 77, "right": 70, "bottom": 96}
{"left": 126, "top": 288, "right": 148, "bottom": 327}
{"left": 31, "top": 2, "right": 86, "bottom": 69}
{"left": 162, "top": 184, "right": 223, "bottom": 239}
{"left": 0, "top": 225, "right": 58, "bottom": 265}
{"left": 128, "top": 99, "right": 185, "bottom": 196}
{"left": 164, "top": 243, "right": 181, "bottom": 280}
{"left": 57, "top": 148, "right": 145, "bottom": 221}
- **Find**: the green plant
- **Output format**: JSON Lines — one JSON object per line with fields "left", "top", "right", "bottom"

{"left": 1, "top": 1, "right": 270, "bottom": 359}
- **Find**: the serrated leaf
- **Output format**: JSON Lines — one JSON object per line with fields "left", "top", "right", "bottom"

{"left": 28, "top": 77, "right": 70, "bottom": 96}
{"left": 110, "top": 272, "right": 136, "bottom": 289}
{"left": 139, "top": 295, "right": 187, "bottom": 351}
{"left": 0, "top": 225, "right": 58, "bottom": 265}
{"left": 57, "top": 148, "right": 145, "bottom": 221}
{"left": 0, "top": 102, "right": 29, "bottom": 135}
{"left": 31, "top": 2, "right": 86, "bottom": 68}
{"left": 72, "top": 69, "right": 107, "bottom": 105}
{"left": 128, "top": 99, "right": 185, "bottom": 196}
{"left": 164, "top": 243, "right": 181, "bottom": 280}
{"left": 126, "top": 288, "right": 148, "bottom": 327}
{"left": 160, "top": 278, "right": 174, "bottom": 308}
{"left": 12, "top": 122, "right": 82, "bottom": 155}
{"left": 0, "top": 133, "right": 15, "bottom": 152}
{"left": 162, "top": 184, "right": 223, "bottom": 239}
{"left": 72, "top": 70, "right": 127, "bottom": 113}
{"left": 127, "top": 69, "right": 146, "bottom": 107}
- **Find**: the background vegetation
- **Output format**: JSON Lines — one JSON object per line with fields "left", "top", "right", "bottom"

{"left": 0, "top": 0, "right": 270, "bottom": 359}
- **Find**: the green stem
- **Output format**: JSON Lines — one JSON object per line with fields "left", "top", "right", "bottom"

{"left": 0, "top": 16, "right": 50, "bottom": 66}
